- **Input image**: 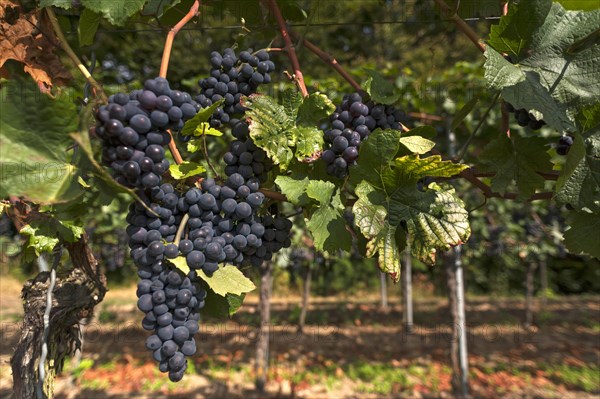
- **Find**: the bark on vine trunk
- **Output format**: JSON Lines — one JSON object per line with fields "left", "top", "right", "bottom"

{"left": 379, "top": 271, "right": 388, "bottom": 309}
{"left": 255, "top": 261, "right": 273, "bottom": 392}
{"left": 10, "top": 234, "right": 106, "bottom": 399}
{"left": 401, "top": 250, "right": 413, "bottom": 333}
{"left": 298, "top": 263, "right": 312, "bottom": 334}
{"left": 444, "top": 255, "right": 461, "bottom": 394}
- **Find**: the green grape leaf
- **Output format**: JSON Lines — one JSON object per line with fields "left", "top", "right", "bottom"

{"left": 169, "top": 161, "right": 206, "bottom": 180}
{"left": 170, "top": 256, "right": 189, "bottom": 274}
{"left": 244, "top": 94, "right": 297, "bottom": 169}
{"left": 398, "top": 136, "right": 436, "bottom": 155}
{"left": 81, "top": 0, "right": 147, "bottom": 26}
{"left": 187, "top": 139, "right": 202, "bottom": 153}
{"left": 197, "top": 265, "right": 256, "bottom": 296}
{"left": 21, "top": 218, "right": 84, "bottom": 255}
{"left": 296, "top": 92, "right": 336, "bottom": 126}
{"left": 362, "top": 69, "right": 402, "bottom": 105}
{"left": 484, "top": 2, "right": 600, "bottom": 131}
{"left": 274, "top": 175, "right": 310, "bottom": 207}
{"left": 0, "top": 78, "right": 83, "bottom": 204}
{"left": 349, "top": 128, "right": 403, "bottom": 187}
{"left": 78, "top": 8, "right": 101, "bottom": 46}
{"left": 479, "top": 134, "right": 553, "bottom": 199}
{"left": 352, "top": 130, "right": 471, "bottom": 266}
{"left": 189, "top": 122, "right": 223, "bottom": 137}
{"left": 403, "top": 126, "right": 437, "bottom": 139}
{"left": 279, "top": 0, "right": 307, "bottom": 21}
{"left": 554, "top": 128, "right": 600, "bottom": 210}
{"left": 201, "top": 290, "right": 245, "bottom": 318}
{"left": 487, "top": 0, "right": 552, "bottom": 58}
{"left": 393, "top": 155, "right": 469, "bottom": 182}
{"left": 291, "top": 126, "right": 324, "bottom": 161}
{"left": 141, "top": 0, "right": 182, "bottom": 17}
{"left": 563, "top": 210, "right": 600, "bottom": 258}
{"left": 352, "top": 183, "right": 402, "bottom": 281}
{"left": 577, "top": 103, "right": 600, "bottom": 132}
{"left": 181, "top": 100, "right": 223, "bottom": 137}
{"left": 451, "top": 97, "right": 479, "bottom": 130}
{"left": 305, "top": 180, "right": 352, "bottom": 253}
{"left": 282, "top": 88, "right": 303, "bottom": 117}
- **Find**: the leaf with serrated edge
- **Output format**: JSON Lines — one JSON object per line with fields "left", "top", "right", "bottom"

{"left": 275, "top": 175, "right": 310, "bottom": 206}
{"left": 393, "top": 155, "right": 469, "bottom": 183}
{"left": 292, "top": 126, "right": 324, "bottom": 161}
{"left": 197, "top": 265, "right": 256, "bottom": 296}
{"left": 296, "top": 92, "right": 336, "bottom": 126}
{"left": 169, "top": 161, "right": 206, "bottom": 180}
{"left": 479, "top": 134, "right": 553, "bottom": 199}
{"left": 563, "top": 210, "right": 600, "bottom": 258}
{"left": 399, "top": 136, "right": 436, "bottom": 155}
{"left": 170, "top": 256, "right": 189, "bottom": 274}
{"left": 554, "top": 129, "right": 600, "bottom": 210}
{"left": 201, "top": 290, "right": 246, "bottom": 318}
{"left": 305, "top": 180, "right": 352, "bottom": 252}
{"left": 181, "top": 100, "right": 224, "bottom": 136}
{"left": 244, "top": 94, "right": 296, "bottom": 169}
{"left": 362, "top": 69, "right": 402, "bottom": 105}
{"left": 350, "top": 129, "right": 402, "bottom": 188}
{"left": 485, "top": 3, "right": 600, "bottom": 130}
{"left": 81, "top": 0, "right": 147, "bottom": 26}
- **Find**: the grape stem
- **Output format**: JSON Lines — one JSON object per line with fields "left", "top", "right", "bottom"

{"left": 159, "top": 0, "right": 200, "bottom": 78}
{"left": 174, "top": 213, "right": 190, "bottom": 246}
{"left": 263, "top": 0, "right": 309, "bottom": 97}
{"left": 45, "top": 8, "right": 107, "bottom": 102}
{"left": 167, "top": 131, "right": 184, "bottom": 165}
{"left": 202, "top": 126, "right": 219, "bottom": 178}
{"left": 433, "top": 0, "right": 486, "bottom": 54}
{"left": 287, "top": 30, "right": 362, "bottom": 92}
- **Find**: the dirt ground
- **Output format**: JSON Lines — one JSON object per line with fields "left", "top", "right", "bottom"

{"left": 0, "top": 276, "right": 598, "bottom": 398}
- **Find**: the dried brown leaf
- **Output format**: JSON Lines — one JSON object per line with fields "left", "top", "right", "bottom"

{"left": 0, "top": 1, "right": 71, "bottom": 91}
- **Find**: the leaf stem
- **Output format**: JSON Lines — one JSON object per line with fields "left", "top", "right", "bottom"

{"left": 45, "top": 8, "right": 107, "bottom": 102}
{"left": 263, "top": 0, "right": 309, "bottom": 97}
{"left": 287, "top": 30, "right": 362, "bottom": 92}
{"left": 159, "top": 0, "right": 200, "bottom": 78}
{"left": 433, "top": 0, "right": 486, "bottom": 54}
{"left": 167, "top": 131, "right": 184, "bottom": 165}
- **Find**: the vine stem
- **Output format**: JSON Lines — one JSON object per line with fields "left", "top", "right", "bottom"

{"left": 459, "top": 169, "right": 553, "bottom": 201}
{"left": 159, "top": 0, "right": 200, "bottom": 78}
{"left": 158, "top": 1, "right": 200, "bottom": 166}
{"left": 287, "top": 30, "right": 362, "bottom": 92}
{"left": 45, "top": 8, "right": 107, "bottom": 102}
{"left": 264, "top": 0, "right": 309, "bottom": 97}
{"left": 174, "top": 213, "right": 190, "bottom": 246}
{"left": 433, "top": 0, "right": 486, "bottom": 54}
{"left": 260, "top": 188, "right": 288, "bottom": 202}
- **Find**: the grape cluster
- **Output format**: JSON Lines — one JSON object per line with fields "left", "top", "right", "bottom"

{"left": 196, "top": 48, "right": 276, "bottom": 129}
{"left": 137, "top": 263, "right": 205, "bottom": 382}
{"left": 503, "top": 102, "right": 545, "bottom": 130}
{"left": 95, "top": 72, "right": 292, "bottom": 382}
{"left": 94, "top": 77, "right": 199, "bottom": 189}
{"left": 321, "top": 92, "right": 409, "bottom": 178}
{"left": 222, "top": 120, "right": 273, "bottom": 183}
{"left": 556, "top": 135, "right": 574, "bottom": 155}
